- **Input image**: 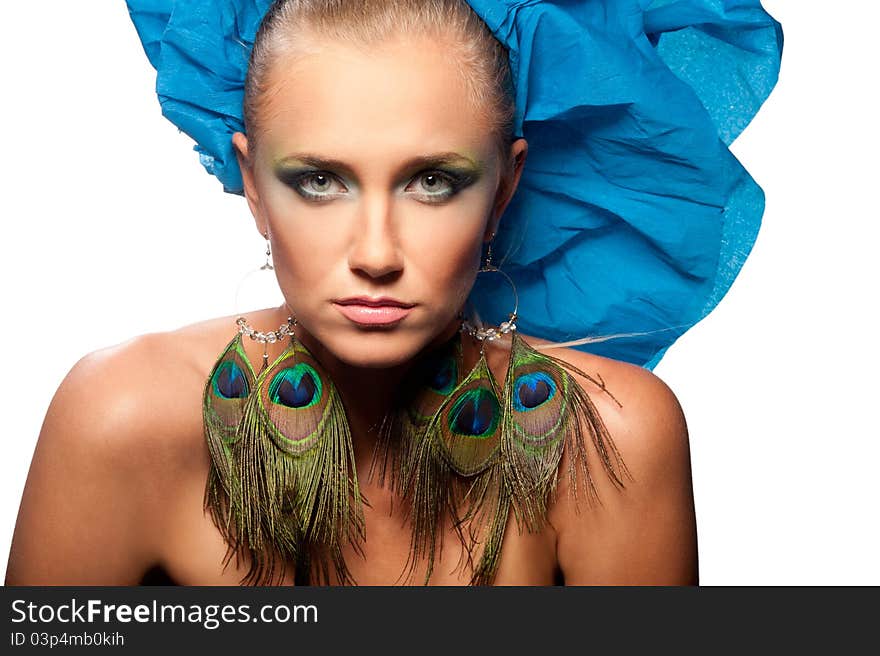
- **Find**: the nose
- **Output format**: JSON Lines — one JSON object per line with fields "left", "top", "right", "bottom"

{"left": 347, "top": 193, "right": 404, "bottom": 280}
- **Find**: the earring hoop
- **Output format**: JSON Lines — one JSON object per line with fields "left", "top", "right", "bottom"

{"left": 461, "top": 239, "right": 518, "bottom": 344}
{"left": 233, "top": 230, "right": 284, "bottom": 316}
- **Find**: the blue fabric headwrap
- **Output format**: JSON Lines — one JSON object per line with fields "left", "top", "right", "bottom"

{"left": 125, "top": 0, "right": 783, "bottom": 370}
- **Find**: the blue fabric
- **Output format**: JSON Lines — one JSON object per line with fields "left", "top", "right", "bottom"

{"left": 125, "top": 0, "right": 783, "bottom": 370}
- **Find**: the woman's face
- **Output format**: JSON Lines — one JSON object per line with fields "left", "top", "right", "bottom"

{"left": 235, "top": 32, "right": 526, "bottom": 368}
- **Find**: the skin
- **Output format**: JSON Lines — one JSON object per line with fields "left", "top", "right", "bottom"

{"left": 5, "top": 32, "right": 698, "bottom": 586}
{"left": 232, "top": 33, "right": 527, "bottom": 446}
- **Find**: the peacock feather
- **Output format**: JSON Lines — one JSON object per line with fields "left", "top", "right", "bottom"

{"left": 401, "top": 347, "right": 506, "bottom": 585}
{"left": 202, "top": 332, "right": 364, "bottom": 585}
{"left": 203, "top": 334, "right": 256, "bottom": 548}
{"left": 370, "top": 332, "right": 465, "bottom": 495}
{"left": 499, "top": 332, "right": 629, "bottom": 535}
{"left": 204, "top": 324, "right": 627, "bottom": 586}
{"left": 397, "top": 331, "right": 630, "bottom": 586}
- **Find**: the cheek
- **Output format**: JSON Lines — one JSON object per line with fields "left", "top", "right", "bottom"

{"left": 409, "top": 225, "right": 480, "bottom": 301}
{"left": 259, "top": 188, "right": 349, "bottom": 306}
{"left": 401, "top": 198, "right": 489, "bottom": 311}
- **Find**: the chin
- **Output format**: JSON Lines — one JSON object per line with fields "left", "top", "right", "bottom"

{"left": 318, "top": 329, "right": 428, "bottom": 369}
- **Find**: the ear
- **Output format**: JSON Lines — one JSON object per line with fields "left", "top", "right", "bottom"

{"left": 232, "top": 132, "right": 269, "bottom": 236}
{"left": 486, "top": 138, "right": 528, "bottom": 241}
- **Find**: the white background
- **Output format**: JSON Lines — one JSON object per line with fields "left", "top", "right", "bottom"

{"left": 1, "top": 1, "right": 877, "bottom": 585}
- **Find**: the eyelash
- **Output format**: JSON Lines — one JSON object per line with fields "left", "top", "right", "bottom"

{"left": 285, "top": 170, "right": 471, "bottom": 204}
{"left": 290, "top": 172, "right": 347, "bottom": 202}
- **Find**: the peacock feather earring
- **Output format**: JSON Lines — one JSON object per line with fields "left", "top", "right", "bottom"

{"left": 400, "top": 335, "right": 506, "bottom": 585}
{"left": 387, "top": 239, "right": 631, "bottom": 585}
{"left": 370, "top": 331, "right": 466, "bottom": 496}
{"left": 203, "top": 314, "right": 365, "bottom": 586}
{"left": 204, "top": 230, "right": 284, "bottom": 541}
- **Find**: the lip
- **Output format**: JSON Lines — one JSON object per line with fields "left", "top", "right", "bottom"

{"left": 333, "top": 296, "right": 415, "bottom": 326}
{"left": 335, "top": 296, "right": 415, "bottom": 308}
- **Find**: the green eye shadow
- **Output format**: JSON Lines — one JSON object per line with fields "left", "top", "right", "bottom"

{"left": 271, "top": 152, "right": 485, "bottom": 203}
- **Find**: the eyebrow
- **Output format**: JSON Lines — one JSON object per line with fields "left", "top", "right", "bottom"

{"left": 274, "top": 152, "right": 482, "bottom": 178}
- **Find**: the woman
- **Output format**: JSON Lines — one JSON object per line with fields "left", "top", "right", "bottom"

{"left": 5, "top": 0, "right": 781, "bottom": 585}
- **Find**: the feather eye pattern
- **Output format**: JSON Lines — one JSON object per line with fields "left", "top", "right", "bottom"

{"left": 401, "top": 331, "right": 631, "bottom": 586}
{"left": 498, "top": 333, "right": 574, "bottom": 532}
{"left": 246, "top": 339, "right": 365, "bottom": 584}
{"left": 501, "top": 332, "right": 630, "bottom": 533}
{"left": 402, "top": 350, "right": 507, "bottom": 585}
{"left": 435, "top": 354, "right": 503, "bottom": 476}
{"left": 370, "top": 333, "right": 465, "bottom": 493}
{"left": 203, "top": 334, "right": 256, "bottom": 544}
{"left": 203, "top": 334, "right": 364, "bottom": 586}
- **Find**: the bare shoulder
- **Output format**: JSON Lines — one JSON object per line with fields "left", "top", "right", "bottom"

{"left": 38, "top": 308, "right": 272, "bottom": 477}
{"left": 517, "top": 332, "right": 687, "bottom": 450}
{"left": 52, "top": 313, "right": 238, "bottom": 451}
{"left": 517, "top": 333, "right": 698, "bottom": 585}
{"left": 5, "top": 310, "right": 251, "bottom": 584}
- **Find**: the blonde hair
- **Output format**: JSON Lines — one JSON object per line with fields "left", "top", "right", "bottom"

{"left": 243, "top": 0, "right": 515, "bottom": 151}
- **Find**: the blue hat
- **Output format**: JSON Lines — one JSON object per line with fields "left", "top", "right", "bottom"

{"left": 125, "top": 0, "right": 783, "bottom": 370}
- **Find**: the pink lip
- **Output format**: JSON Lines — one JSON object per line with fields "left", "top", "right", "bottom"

{"left": 335, "top": 296, "right": 414, "bottom": 308}
{"left": 333, "top": 297, "right": 415, "bottom": 326}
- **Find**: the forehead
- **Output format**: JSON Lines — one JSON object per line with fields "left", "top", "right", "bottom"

{"left": 257, "top": 33, "right": 496, "bottom": 162}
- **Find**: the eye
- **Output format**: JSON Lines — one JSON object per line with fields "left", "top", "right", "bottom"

{"left": 404, "top": 170, "right": 459, "bottom": 202}
{"left": 416, "top": 173, "right": 452, "bottom": 193}
{"left": 286, "top": 171, "right": 348, "bottom": 201}
{"left": 305, "top": 173, "right": 332, "bottom": 193}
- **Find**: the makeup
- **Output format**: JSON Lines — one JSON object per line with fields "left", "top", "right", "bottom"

{"left": 334, "top": 303, "right": 414, "bottom": 326}
{"left": 272, "top": 152, "right": 484, "bottom": 204}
